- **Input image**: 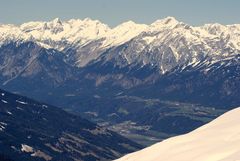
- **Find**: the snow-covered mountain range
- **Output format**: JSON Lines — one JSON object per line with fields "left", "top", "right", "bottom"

{"left": 1, "top": 17, "right": 240, "bottom": 70}
{"left": 115, "top": 106, "right": 240, "bottom": 161}
{"left": 0, "top": 17, "right": 239, "bottom": 145}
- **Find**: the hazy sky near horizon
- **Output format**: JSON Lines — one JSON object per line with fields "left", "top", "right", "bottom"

{"left": 1, "top": 0, "right": 240, "bottom": 27}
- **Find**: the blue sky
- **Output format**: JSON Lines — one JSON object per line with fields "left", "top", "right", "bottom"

{"left": 1, "top": 0, "right": 240, "bottom": 26}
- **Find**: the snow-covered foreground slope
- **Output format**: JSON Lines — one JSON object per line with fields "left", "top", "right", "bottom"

{"left": 115, "top": 107, "right": 240, "bottom": 161}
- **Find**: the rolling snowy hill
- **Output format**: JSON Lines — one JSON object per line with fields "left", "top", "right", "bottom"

{"left": 115, "top": 107, "right": 240, "bottom": 161}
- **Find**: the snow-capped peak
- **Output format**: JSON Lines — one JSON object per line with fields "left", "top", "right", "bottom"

{"left": 115, "top": 107, "right": 240, "bottom": 161}
{"left": 115, "top": 20, "right": 139, "bottom": 27}
{"left": 102, "top": 21, "right": 147, "bottom": 47}
{"left": 19, "top": 18, "right": 111, "bottom": 48}
{"left": 0, "top": 17, "right": 240, "bottom": 69}
{"left": 150, "top": 16, "right": 180, "bottom": 29}
{"left": 2, "top": 16, "right": 239, "bottom": 51}
{"left": 51, "top": 18, "right": 62, "bottom": 25}
{"left": 82, "top": 17, "right": 102, "bottom": 24}
{"left": 201, "top": 23, "right": 228, "bottom": 35}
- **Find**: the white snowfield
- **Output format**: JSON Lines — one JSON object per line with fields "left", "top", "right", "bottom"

{"left": 115, "top": 107, "right": 240, "bottom": 161}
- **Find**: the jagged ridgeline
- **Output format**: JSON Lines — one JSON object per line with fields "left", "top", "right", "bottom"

{"left": 0, "top": 17, "right": 239, "bottom": 107}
